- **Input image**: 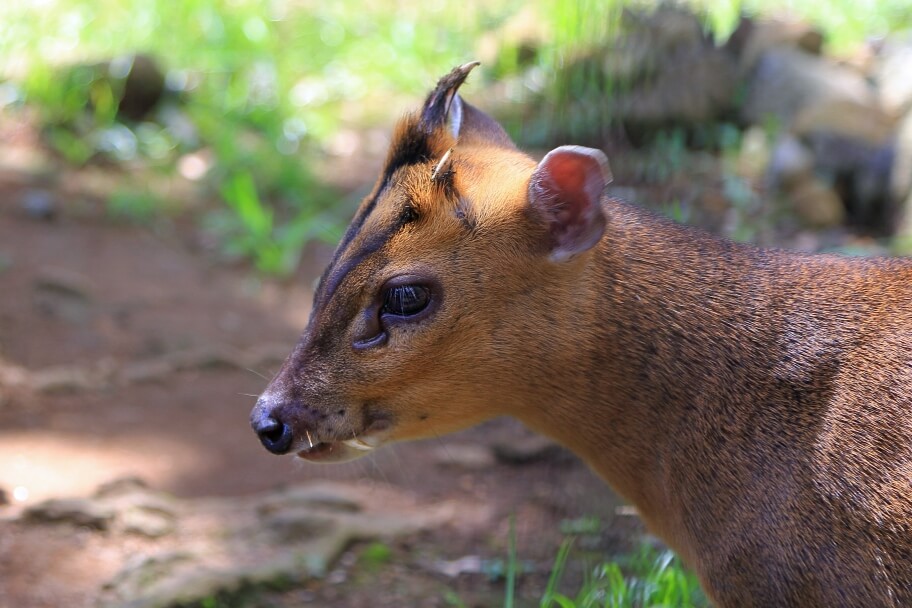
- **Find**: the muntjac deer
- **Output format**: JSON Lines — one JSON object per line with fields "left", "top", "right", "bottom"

{"left": 251, "top": 63, "right": 912, "bottom": 606}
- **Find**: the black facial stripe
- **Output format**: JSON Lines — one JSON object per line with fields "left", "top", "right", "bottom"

{"left": 316, "top": 224, "right": 396, "bottom": 312}
{"left": 333, "top": 175, "right": 391, "bottom": 265}
{"left": 323, "top": 128, "right": 432, "bottom": 282}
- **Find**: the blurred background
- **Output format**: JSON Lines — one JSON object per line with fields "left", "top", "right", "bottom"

{"left": 1, "top": 1, "right": 911, "bottom": 606}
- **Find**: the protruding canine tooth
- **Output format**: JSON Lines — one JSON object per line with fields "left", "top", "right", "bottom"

{"left": 305, "top": 430, "right": 314, "bottom": 449}
{"left": 342, "top": 438, "right": 374, "bottom": 451}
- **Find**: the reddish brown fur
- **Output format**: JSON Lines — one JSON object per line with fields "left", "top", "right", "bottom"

{"left": 254, "top": 67, "right": 912, "bottom": 606}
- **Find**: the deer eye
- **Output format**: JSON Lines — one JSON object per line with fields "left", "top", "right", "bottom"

{"left": 382, "top": 285, "right": 431, "bottom": 317}
{"left": 401, "top": 205, "right": 419, "bottom": 224}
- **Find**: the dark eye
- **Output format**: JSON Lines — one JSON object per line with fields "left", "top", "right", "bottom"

{"left": 382, "top": 285, "right": 430, "bottom": 317}
{"left": 401, "top": 206, "right": 419, "bottom": 224}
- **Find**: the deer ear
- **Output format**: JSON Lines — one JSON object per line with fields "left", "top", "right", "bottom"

{"left": 529, "top": 146, "right": 611, "bottom": 262}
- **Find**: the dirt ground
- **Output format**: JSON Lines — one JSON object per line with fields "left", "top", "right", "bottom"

{"left": 0, "top": 156, "right": 632, "bottom": 607}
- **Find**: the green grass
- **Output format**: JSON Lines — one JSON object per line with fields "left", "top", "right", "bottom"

{"left": 1, "top": 1, "right": 907, "bottom": 273}
{"left": 452, "top": 519, "right": 711, "bottom": 608}
{"left": 538, "top": 541, "right": 709, "bottom": 608}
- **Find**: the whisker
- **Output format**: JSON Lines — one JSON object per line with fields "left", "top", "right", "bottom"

{"left": 237, "top": 393, "right": 260, "bottom": 398}
{"left": 245, "top": 367, "right": 269, "bottom": 381}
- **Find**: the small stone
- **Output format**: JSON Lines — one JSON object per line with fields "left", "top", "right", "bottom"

{"left": 769, "top": 134, "right": 814, "bottom": 190}
{"left": 33, "top": 268, "right": 94, "bottom": 323}
{"left": 492, "top": 435, "right": 571, "bottom": 465}
{"left": 21, "top": 189, "right": 56, "bottom": 221}
{"left": 432, "top": 444, "right": 496, "bottom": 470}
{"left": 24, "top": 497, "right": 115, "bottom": 530}
{"left": 30, "top": 366, "right": 99, "bottom": 393}
{"left": 876, "top": 38, "right": 912, "bottom": 116}
{"left": 262, "top": 509, "right": 336, "bottom": 542}
{"left": 120, "top": 507, "right": 176, "bottom": 538}
{"left": 892, "top": 109, "right": 912, "bottom": 207}
{"left": 741, "top": 48, "right": 876, "bottom": 128}
{"left": 118, "top": 358, "right": 175, "bottom": 384}
{"left": 257, "top": 484, "right": 363, "bottom": 514}
{"left": 432, "top": 555, "right": 484, "bottom": 578}
{"left": 94, "top": 476, "right": 150, "bottom": 498}
{"left": 787, "top": 176, "right": 846, "bottom": 228}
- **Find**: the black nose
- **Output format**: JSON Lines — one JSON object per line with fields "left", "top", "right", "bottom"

{"left": 252, "top": 414, "right": 294, "bottom": 455}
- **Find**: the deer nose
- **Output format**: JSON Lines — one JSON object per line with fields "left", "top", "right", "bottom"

{"left": 251, "top": 408, "right": 294, "bottom": 455}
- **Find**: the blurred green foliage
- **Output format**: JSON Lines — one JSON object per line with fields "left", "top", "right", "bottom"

{"left": 1, "top": 0, "right": 909, "bottom": 274}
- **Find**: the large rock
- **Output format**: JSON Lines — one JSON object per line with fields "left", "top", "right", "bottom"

{"left": 546, "top": 5, "right": 738, "bottom": 142}
{"left": 727, "top": 16, "right": 824, "bottom": 75}
{"left": 768, "top": 134, "right": 814, "bottom": 190}
{"left": 893, "top": 110, "right": 912, "bottom": 206}
{"left": 23, "top": 477, "right": 176, "bottom": 536}
{"left": 23, "top": 497, "right": 116, "bottom": 530}
{"left": 786, "top": 174, "right": 846, "bottom": 229}
{"left": 792, "top": 98, "right": 895, "bottom": 148}
{"left": 609, "top": 6, "right": 737, "bottom": 129}
{"left": 741, "top": 48, "right": 877, "bottom": 128}
{"left": 14, "top": 479, "right": 451, "bottom": 608}
{"left": 611, "top": 46, "right": 739, "bottom": 128}
{"left": 875, "top": 37, "right": 912, "bottom": 117}
{"left": 890, "top": 110, "right": 912, "bottom": 240}
{"left": 804, "top": 131, "right": 895, "bottom": 233}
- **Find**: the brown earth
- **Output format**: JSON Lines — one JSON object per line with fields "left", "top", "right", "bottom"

{"left": 0, "top": 163, "right": 631, "bottom": 607}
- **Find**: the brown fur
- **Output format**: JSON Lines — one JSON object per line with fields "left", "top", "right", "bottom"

{"left": 254, "top": 66, "right": 912, "bottom": 606}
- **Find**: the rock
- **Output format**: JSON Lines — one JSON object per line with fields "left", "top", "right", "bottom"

{"left": 256, "top": 483, "right": 363, "bottom": 514}
{"left": 492, "top": 434, "right": 571, "bottom": 465}
{"left": 33, "top": 268, "right": 94, "bottom": 324}
{"left": 804, "top": 131, "right": 894, "bottom": 233}
{"left": 94, "top": 480, "right": 449, "bottom": 608}
{"left": 892, "top": 110, "right": 912, "bottom": 209}
{"left": 787, "top": 175, "right": 845, "bottom": 228}
{"left": 30, "top": 366, "right": 101, "bottom": 393}
{"left": 432, "top": 555, "right": 484, "bottom": 578}
{"left": 875, "top": 38, "right": 912, "bottom": 117}
{"left": 261, "top": 509, "right": 336, "bottom": 542}
{"left": 611, "top": 45, "right": 739, "bottom": 128}
{"left": 890, "top": 111, "right": 912, "bottom": 240}
{"left": 737, "top": 126, "right": 772, "bottom": 181}
{"left": 120, "top": 507, "right": 176, "bottom": 539}
{"left": 476, "top": 7, "right": 547, "bottom": 68}
{"left": 792, "top": 98, "right": 895, "bottom": 148}
{"left": 729, "top": 16, "right": 825, "bottom": 75}
{"left": 548, "top": 5, "right": 737, "bottom": 140}
{"left": 431, "top": 444, "right": 496, "bottom": 470}
{"left": 621, "top": 5, "right": 709, "bottom": 56}
{"left": 22, "top": 477, "right": 178, "bottom": 539}
{"left": 118, "top": 359, "right": 175, "bottom": 385}
{"left": 95, "top": 476, "right": 150, "bottom": 498}
{"left": 741, "top": 49, "right": 877, "bottom": 129}
{"left": 21, "top": 189, "right": 57, "bottom": 221}
{"left": 24, "top": 497, "right": 116, "bottom": 530}
{"left": 0, "top": 359, "right": 28, "bottom": 388}
{"left": 768, "top": 134, "right": 814, "bottom": 189}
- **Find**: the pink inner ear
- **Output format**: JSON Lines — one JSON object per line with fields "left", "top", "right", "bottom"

{"left": 531, "top": 146, "right": 610, "bottom": 262}
{"left": 541, "top": 154, "right": 595, "bottom": 223}
{"left": 529, "top": 146, "right": 610, "bottom": 261}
